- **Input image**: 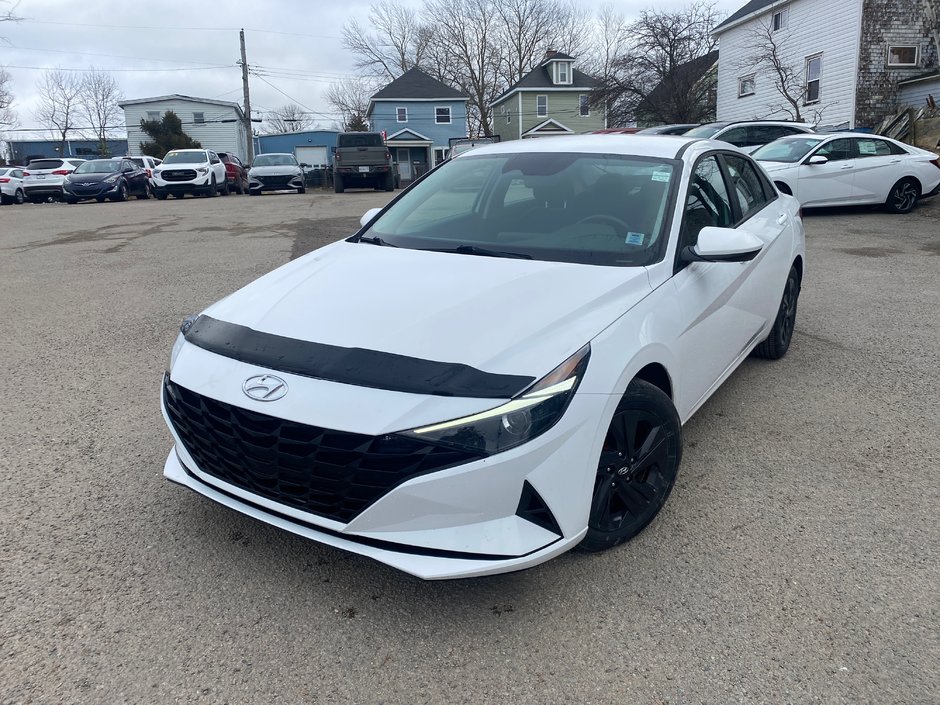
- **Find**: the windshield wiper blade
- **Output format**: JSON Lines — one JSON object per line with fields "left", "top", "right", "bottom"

{"left": 358, "top": 235, "right": 397, "bottom": 247}
{"left": 433, "top": 244, "right": 532, "bottom": 259}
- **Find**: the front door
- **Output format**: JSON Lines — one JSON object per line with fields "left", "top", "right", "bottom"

{"left": 796, "top": 138, "right": 856, "bottom": 206}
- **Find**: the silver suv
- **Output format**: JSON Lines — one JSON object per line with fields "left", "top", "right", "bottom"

{"left": 23, "top": 158, "right": 86, "bottom": 202}
{"left": 684, "top": 121, "right": 815, "bottom": 153}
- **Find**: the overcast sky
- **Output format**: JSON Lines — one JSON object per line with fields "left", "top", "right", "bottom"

{"left": 1, "top": 0, "right": 744, "bottom": 138}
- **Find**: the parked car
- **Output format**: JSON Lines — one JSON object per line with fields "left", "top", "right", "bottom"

{"left": 636, "top": 124, "right": 700, "bottom": 135}
{"left": 752, "top": 132, "right": 940, "bottom": 213}
{"left": 684, "top": 121, "right": 815, "bottom": 153}
{"left": 0, "top": 166, "right": 26, "bottom": 205}
{"left": 126, "top": 155, "right": 162, "bottom": 186}
{"left": 247, "top": 153, "right": 306, "bottom": 195}
{"left": 63, "top": 158, "right": 151, "bottom": 203}
{"left": 152, "top": 149, "right": 228, "bottom": 199}
{"left": 162, "top": 134, "right": 805, "bottom": 580}
{"left": 218, "top": 152, "right": 249, "bottom": 194}
{"left": 448, "top": 136, "right": 500, "bottom": 158}
{"left": 22, "top": 158, "right": 85, "bottom": 203}
{"left": 332, "top": 132, "right": 394, "bottom": 192}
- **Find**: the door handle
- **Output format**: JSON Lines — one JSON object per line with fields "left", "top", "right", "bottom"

{"left": 890, "top": 159, "right": 902, "bottom": 164}
{"left": 840, "top": 165, "right": 854, "bottom": 170}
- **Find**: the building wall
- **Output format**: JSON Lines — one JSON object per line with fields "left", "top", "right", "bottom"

{"left": 855, "top": 0, "right": 937, "bottom": 128}
{"left": 897, "top": 75, "right": 940, "bottom": 108}
{"left": 715, "top": 0, "right": 863, "bottom": 128}
{"left": 369, "top": 99, "right": 469, "bottom": 148}
{"left": 518, "top": 90, "right": 605, "bottom": 136}
{"left": 9, "top": 139, "right": 128, "bottom": 163}
{"left": 123, "top": 98, "right": 247, "bottom": 159}
{"left": 255, "top": 131, "right": 338, "bottom": 166}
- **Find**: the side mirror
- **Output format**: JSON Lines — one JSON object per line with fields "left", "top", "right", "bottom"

{"left": 360, "top": 207, "right": 382, "bottom": 228}
{"left": 681, "top": 226, "right": 763, "bottom": 263}
{"left": 300, "top": 162, "right": 310, "bottom": 168}
{"left": 807, "top": 155, "right": 828, "bottom": 165}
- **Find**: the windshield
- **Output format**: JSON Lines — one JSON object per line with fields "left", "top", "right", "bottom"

{"left": 361, "top": 152, "right": 678, "bottom": 267}
{"left": 252, "top": 154, "right": 297, "bottom": 167}
{"left": 683, "top": 124, "right": 725, "bottom": 138}
{"left": 74, "top": 160, "right": 121, "bottom": 174}
{"left": 338, "top": 134, "right": 383, "bottom": 148}
{"left": 162, "top": 151, "right": 207, "bottom": 164}
{"left": 752, "top": 137, "right": 824, "bottom": 163}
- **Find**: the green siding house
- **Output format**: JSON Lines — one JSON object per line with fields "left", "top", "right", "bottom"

{"left": 490, "top": 51, "right": 605, "bottom": 141}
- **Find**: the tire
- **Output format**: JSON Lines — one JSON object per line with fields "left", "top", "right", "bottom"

{"left": 206, "top": 176, "right": 218, "bottom": 197}
{"left": 249, "top": 188, "right": 260, "bottom": 196}
{"left": 334, "top": 174, "right": 344, "bottom": 193}
{"left": 96, "top": 197, "right": 106, "bottom": 203}
{"left": 579, "top": 379, "right": 682, "bottom": 553}
{"left": 111, "top": 182, "right": 128, "bottom": 202}
{"left": 0, "top": 193, "right": 9, "bottom": 205}
{"left": 172, "top": 193, "right": 185, "bottom": 199}
{"left": 296, "top": 186, "right": 306, "bottom": 194}
{"left": 137, "top": 183, "right": 151, "bottom": 200}
{"left": 156, "top": 192, "right": 168, "bottom": 200}
{"left": 384, "top": 172, "right": 395, "bottom": 192}
{"left": 220, "top": 179, "right": 230, "bottom": 196}
{"left": 753, "top": 265, "right": 800, "bottom": 360}
{"left": 235, "top": 178, "right": 245, "bottom": 194}
{"left": 29, "top": 197, "right": 43, "bottom": 204}
{"left": 884, "top": 177, "right": 920, "bottom": 214}
{"left": 15, "top": 189, "right": 25, "bottom": 205}
{"left": 65, "top": 197, "right": 78, "bottom": 204}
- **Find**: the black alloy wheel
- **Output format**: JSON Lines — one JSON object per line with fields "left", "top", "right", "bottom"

{"left": 885, "top": 178, "right": 919, "bottom": 214}
{"left": 207, "top": 176, "right": 218, "bottom": 197}
{"left": 753, "top": 265, "right": 800, "bottom": 360}
{"left": 579, "top": 379, "right": 682, "bottom": 553}
{"left": 112, "top": 182, "right": 128, "bottom": 202}
{"left": 14, "top": 188, "right": 25, "bottom": 204}
{"left": 137, "top": 183, "right": 151, "bottom": 200}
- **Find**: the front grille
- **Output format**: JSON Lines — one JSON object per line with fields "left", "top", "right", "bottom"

{"left": 162, "top": 169, "right": 198, "bottom": 182}
{"left": 163, "top": 376, "right": 484, "bottom": 523}
{"left": 256, "top": 175, "right": 294, "bottom": 187}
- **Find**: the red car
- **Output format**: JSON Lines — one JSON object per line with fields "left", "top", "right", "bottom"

{"left": 217, "top": 152, "right": 249, "bottom": 194}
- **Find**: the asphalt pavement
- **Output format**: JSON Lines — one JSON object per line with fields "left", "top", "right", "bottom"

{"left": 1, "top": 189, "right": 937, "bottom": 704}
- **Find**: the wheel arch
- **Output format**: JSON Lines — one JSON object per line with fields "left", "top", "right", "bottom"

{"left": 774, "top": 180, "right": 792, "bottom": 196}
{"left": 632, "top": 362, "right": 673, "bottom": 400}
{"left": 792, "top": 254, "right": 804, "bottom": 283}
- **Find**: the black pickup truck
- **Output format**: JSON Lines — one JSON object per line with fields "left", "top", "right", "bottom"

{"left": 332, "top": 132, "right": 395, "bottom": 193}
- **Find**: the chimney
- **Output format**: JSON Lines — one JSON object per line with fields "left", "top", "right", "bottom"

{"left": 544, "top": 48, "right": 557, "bottom": 60}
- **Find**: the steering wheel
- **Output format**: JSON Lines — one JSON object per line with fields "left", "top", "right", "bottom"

{"left": 574, "top": 214, "right": 630, "bottom": 235}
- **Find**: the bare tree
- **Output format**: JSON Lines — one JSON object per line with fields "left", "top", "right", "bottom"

{"left": 594, "top": 2, "right": 721, "bottom": 126}
{"left": 262, "top": 103, "right": 314, "bottom": 134}
{"left": 0, "top": 66, "right": 14, "bottom": 129}
{"left": 79, "top": 68, "right": 123, "bottom": 154}
{"left": 34, "top": 69, "right": 84, "bottom": 156}
{"left": 326, "top": 76, "right": 379, "bottom": 131}
{"left": 343, "top": 1, "right": 432, "bottom": 81}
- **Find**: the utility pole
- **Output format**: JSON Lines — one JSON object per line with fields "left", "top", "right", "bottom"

{"left": 239, "top": 29, "right": 254, "bottom": 163}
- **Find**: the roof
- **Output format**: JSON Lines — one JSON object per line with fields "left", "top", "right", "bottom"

{"left": 638, "top": 50, "right": 719, "bottom": 118}
{"left": 370, "top": 68, "right": 468, "bottom": 101}
{"left": 491, "top": 65, "right": 598, "bottom": 106}
{"left": 898, "top": 70, "right": 940, "bottom": 86}
{"left": 713, "top": 0, "right": 779, "bottom": 34}
{"left": 451, "top": 133, "right": 710, "bottom": 161}
{"left": 118, "top": 94, "right": 244, "bottom": 115}
{"left": 541, "top": 51, "right": 575, "bottom": 63}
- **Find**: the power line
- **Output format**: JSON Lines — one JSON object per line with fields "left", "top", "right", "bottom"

{"left": 250, "top": 73, "right": 328, "bottom": 118}
{"left": 19, "top": 18, "right": 342, "bottom": 39}
{"left": 2, "top": 63, "right": 232, "bottom": 73}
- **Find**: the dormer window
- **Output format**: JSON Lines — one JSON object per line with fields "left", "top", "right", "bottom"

{"left": 555, "top": 61, "right": 572, "bottom": 85}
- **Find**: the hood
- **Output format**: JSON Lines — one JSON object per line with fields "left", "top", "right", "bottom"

{"left": 756, "top": 160, "right": 793, "bottom": 173}
{"left": 67, "top": 172, "right": 117, "bottom": 183}
{"left": 250, "top": 165, "right": 301, "bottom": 176}
{"left": 202, "top": 241, "right": 653, "bottom": 384}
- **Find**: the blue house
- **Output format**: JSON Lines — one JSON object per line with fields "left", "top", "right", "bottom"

{"left": 367, "top": 68, "right": 469, "bottom": 181}
{"left": 253, "top": 129, "right": 339, "bottom": 168}
{"left": 8, "top": 138, "right": 129, "bottom": 164}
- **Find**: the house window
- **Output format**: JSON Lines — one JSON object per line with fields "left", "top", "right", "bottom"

{"left": 772, "top": 8, "right": 788, "bottom": 31}
{"left": 579, "top": 95, "right": 590, "bottom": 117}
{"left": 557, "top": 62, "right": 570, "bottom": 84}
{"left": 146, "top": 111, "right": 160, "bottom": 121}
{"left": 537, "top": 95, "right": 547, "bottom": 117}
{"left": 193, "top": 112, "right": 205, "bottom": 124}
{"left": 396, "top": 107, "right": 408, "bottom": 122}
{"left": 804, "top": 55, "right": 822, "bottom": 104}
{"left": 435, "top": 106, "right": 451, "bottom": 124}
{"left": 738, "top": 75, "right": 756, "bottom": 97}
{"left": 887, "top": 46, "right": 919, "bottom": 67}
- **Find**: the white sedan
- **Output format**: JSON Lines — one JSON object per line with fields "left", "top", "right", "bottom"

{"left": 162, "top": 135, "right": 805, "bottom": 579}
{"left": 753, "top": 133, "right": 940, "bottom": 213}
{"left": 0, "top": 166, "right": 26, "bottom": 205}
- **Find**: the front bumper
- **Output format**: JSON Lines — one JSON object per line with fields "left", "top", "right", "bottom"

{"left": 247, "top": 173, "right": 305, "bottom": 192}
{"left": 63, "top": 181, "right": 121, "bottom": 199}
{"left": 153, "top": 177, "right": 212, "bottom": 195}
{"left": 160, "top": 368, "right": 605, "bottom": 579}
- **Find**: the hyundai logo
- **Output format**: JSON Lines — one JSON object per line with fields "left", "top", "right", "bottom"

{"left": 242, "top": 374, "right": 288, "bottom": 401}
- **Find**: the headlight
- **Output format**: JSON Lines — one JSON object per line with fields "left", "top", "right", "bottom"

{"left": 153, "top": 169, "right": 162, "bottom": 177}
{"left": 104, "top": 174, "right": 120, "bottom": 183}
{"left": 197, "top": 167, "right": 209, "bottom": 175}
{"left": 169, "top": 315, "right": 198, "bottom": 371}
{"left": 400, "top": 344, "right": 590, "bottom": 455}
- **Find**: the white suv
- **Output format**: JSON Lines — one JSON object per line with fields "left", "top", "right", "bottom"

{"left": 152, "top": 149, "right": 228, "bottom": 199}
{"left": 684, "top": 121, "right": 815, "bottom": 153}
{"left": 126, "top": 155, "right": 162, "bottom": 186}
{"left": 23, "top": 158, "right": 86, "bottom": 202}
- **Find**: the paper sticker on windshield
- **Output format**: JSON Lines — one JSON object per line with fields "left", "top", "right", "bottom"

{"left": 625, "top": 232, "right": 645, "bottom": 245}
{"left": 651, "top": 169, "right": 671, "bottom": 183}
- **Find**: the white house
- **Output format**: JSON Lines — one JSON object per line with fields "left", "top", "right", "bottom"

{"left": 714, "top": 0, "right": 938, "bottom": 129}
{"left": 120, "top": 94, "right": 248, "bottom": 159}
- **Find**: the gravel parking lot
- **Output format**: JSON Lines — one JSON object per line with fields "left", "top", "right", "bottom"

{"left": 1, "top": 190, "right": 938, "bottom": 704}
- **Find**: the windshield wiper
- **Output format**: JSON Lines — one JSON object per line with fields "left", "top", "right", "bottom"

{"left": 358, "top": 235, "right": 397, "bottom": 247}
{"left": 432, "top": 244, "right": 532, "bottom": 259}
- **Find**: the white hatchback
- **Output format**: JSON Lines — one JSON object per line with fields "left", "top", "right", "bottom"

{"left": 753, "top": 133, "right": 940, "bottom": 213}
{"left": 0, "top": 166, "right": 26, "bottom": 205}
{"left": 162, "top": 135, "right": 806, "bottom": 579}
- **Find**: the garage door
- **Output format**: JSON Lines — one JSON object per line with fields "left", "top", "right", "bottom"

{"left": 295, "top": 146, "right": 328, "bottom": 167}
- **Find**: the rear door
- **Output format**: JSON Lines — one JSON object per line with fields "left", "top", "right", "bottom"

{"left": 850, "top": 137, "right": 905, "bottom": 202}
{"left": 795, "top": 138, "right": 857, "bottom": 206}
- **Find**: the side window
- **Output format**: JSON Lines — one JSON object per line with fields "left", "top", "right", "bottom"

{"left": 723, "top": 154, "right": 770, "bottom": 219}
{"left": 209, "top": 152, "right": 220, "bottom": 164}
{"left": 719, "top": 127, "right": 748, "bottom": 147}
{"left": 855, "top": 138, "right": 892, "bottom": 157}
{"left": 682, "top": 156, "right": 734, "bottom": 247}
{"left": 886, "top": 140, "right": 909, "bottom": 155}
{"left": 814, "top": 139, "right": 853, "bottom": 162}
